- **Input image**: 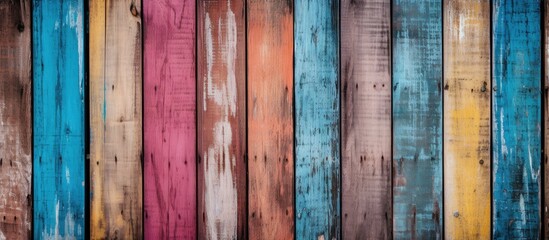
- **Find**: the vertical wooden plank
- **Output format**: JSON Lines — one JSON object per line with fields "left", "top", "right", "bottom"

{"left": 443, "top": 1, "right": 491, "bottom": 238}
{"left": 33, "top": 0, "right": 86, "bottom": 238}
{"left": 341, "top": 0, "right": 391, "bottom": 238}
{"left": 294, "top": 0, "right": 340, "bottom": 239}
{"left": 392, "top": 0, "right": 443, "bottom": 238}
{"left": 143, "top": 0, "right": 196, "bottom": 238}
{"left": 90, "top": 0, "right": 143, "bottom": 238}
{"left": 492, "top": 0, "right": 541, "bottom": 238}
{"left": 197, "top": 0, "right": 247, "bottom": 238}
{"left": 247, "top": 0, "right": 294, "bottom": 239}
{"left": 0, "top": 1, "right": 31, "bottom": 239}
{"left": 545, "top": 0, "right": 549, "bottom": 237}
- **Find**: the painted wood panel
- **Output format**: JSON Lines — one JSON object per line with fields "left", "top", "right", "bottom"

{"left": 443, "top": 1, "right": 491, "bottom": 239}
{"left": 341, "top": 0, "right": 391, "bottom": 238}
{"left": 143, "top": 0, "right": 196, "bottom": 238}
{"left": 197, "top": 0, "right": 247, "bottom": 239}
{"left": 247, "top": 0, "right": 294, "bottom": 239}
{"left": 492, "top": 1, "right": 541, "bottom": 238}
{"left": 294, "top": 0, "right": 340, "bottom": 239}
{"left": 33, "top": 0, "right": 86, "bottom": 238}
{"left": 545, "top": 0, "right": 549, "bottom": 236}
{"left": 392, "top": 0, "right": 443, "bottom": 238}
{"left": 0, "top": 1, "right": 31, "bottom": 239}
{"left": 90, "top": 0, "right": 143, "bottom": 238}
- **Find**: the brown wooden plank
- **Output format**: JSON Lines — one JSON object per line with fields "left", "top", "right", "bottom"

{"left": 341, "top": 0, "right": 391, "bottom": 239}
{"left": 90, "top": 0, "right": 143, "bottom": 238}
{"left": 0, "top": 1, "right": 31, "bottom": 239}
{"left": 197, "top": 0, "right": 247, "bottom": 238}
{"left": 247, "top": 0, "right": 294, "bottom": 239}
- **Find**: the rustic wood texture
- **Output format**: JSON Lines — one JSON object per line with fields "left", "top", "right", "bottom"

{"left": 247, "top": 0, "right": 294, "bottom": 239}
{"left": 197, "top": 0, "right": 247, "bottom": 239}
{"left": 294, "top": 0, "right": 340, "bottom": 239}
{"left": 545, "top": 0, "right": 549, "bottom": 236}
{"left": 492, "top": 0, "right": 541, "bottom": 238}
{"left": 341, "top": 0, "right": 391, "bottom": 239}
{"left": 33, "top": 0, "right": 86, "bottom": 238}
{"left": 392, "top": 0, "right": 443, "bottom": 238}
{"left": 143, "top": 0, "right": 196, "bottom": 238}
{"left": 90, "top": 0, "right": 143, "bottom": 238}
{"left": 443, "top": 1, "right": 491, "bottom": 239}
{"left": 0, "top": 0, "right": 31, "bottom": 239}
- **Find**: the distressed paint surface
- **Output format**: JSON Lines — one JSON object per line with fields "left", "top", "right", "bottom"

{"left": 492, "top": 1, "right": 541, "bottom": 238}
{"left": 247, "top": 0, "right": 294, "bottom": 239}
{"left": 143, "top": 0, "right": 196, "bottom": 238}
{"left": 197, "top": 0, "right": 247, "bottom": 239}
{"left": 33, "top": 0, "right": 86, "bottom": 239}
{"left": 0, "top": 0, "right": 31, "bottom": 239}
{"left": 294, "top": 0, "right": 340, "bottom": 239}
{"left": 392, "top": 0, "right": 443, "bottom": 238}
{"left": 443, "top": 1, "right": 491, "bottom": 239}
{"left": 341, "top": 0, "right": 391, "bottom": 239}
{"left": 545, "top": 0, "right": 549, "bottom": 236}
{"left": 90, "top": 0, "right": 143, "bottom": 238}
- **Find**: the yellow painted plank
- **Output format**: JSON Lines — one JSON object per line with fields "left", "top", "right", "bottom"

{"left": 443, "top": 1, "right": 490, "bottom": 239}
{"left": 90, "top": 0, "right": 143, "bottom": 238}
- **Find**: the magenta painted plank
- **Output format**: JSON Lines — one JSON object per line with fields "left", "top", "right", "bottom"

{"left": 143, "top": 0, "right": 196, "bottom": 238}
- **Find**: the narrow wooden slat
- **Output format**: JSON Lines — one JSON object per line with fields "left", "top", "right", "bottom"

{"left": 33, "top": 0, "right": 86, "bottom": 238}
{"left": 392, "top": 0, "right": 443, "bottom": 238}
{"left": 341, "top": 0, "right": 391, "bottom": 238}
{"left": 197, "top": 0, "right": 247, "bottom": 238}
{"left": 0, "top": 1, "right": 31, "bottom": 238}
{"left": 143, "top": 0, "right": 196, "bottom": 238}
{"left": 443, "top": 1, "right": 491, "bottom": 238}
{"left": 247, "top": 0, "right": 294, "bottom": 239}
{"left": 545, "top": 0, "right": 549, "bottom": 236}
{"left": 492, "top": 1, "right": 541, "bottom": 238}
{"left": 294, "top": 0, "right": 340, "bottom": 239}
{"left": 90, "top": 0, "right": 143, "bottom": 238}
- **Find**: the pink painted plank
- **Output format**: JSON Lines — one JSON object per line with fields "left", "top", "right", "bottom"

{"left": 143, "top": 0, "right": 196, "bottom": 238}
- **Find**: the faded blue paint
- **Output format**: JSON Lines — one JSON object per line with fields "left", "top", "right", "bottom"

{"left": 392, "top": 0, "right": 442, "bottom": 239}
{"left": 492, "top": 1, "right": 541, "bottom": 238}
{"left": 294, "top": 0, "right": 340, "bottom": 239}
{"left": 33, "top": 0, "right": 85, "bottom": 239}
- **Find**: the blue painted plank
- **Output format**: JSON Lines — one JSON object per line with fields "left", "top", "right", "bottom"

{"left": 492, "top": 1, "right": 541, "bottom": 238}
{"left": 33, "top": 0, "right": 85, "bottom": 238}
{"left": 294, "top": 0, "right": 340, "bottom": 239}
{"left": 392, "top": 0, "right": 442, "bottom": 238}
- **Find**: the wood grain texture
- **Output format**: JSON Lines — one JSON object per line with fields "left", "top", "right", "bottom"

{"left": 197, "top": 0, "right": 247, "bottom": 239}
{"left": 90, "top": 0, "right": 143, "bottom": 238}
{"left": 341, "top": 0, "right": 391, "bottom": 239}
{"left": 392, "top": 0, "right": 443, "bottom": 238}
{"left": 33, "top": 0, "right": 86, "bottom": 238}
{"left": 443, "top": 1, "right": 491, "bottom": 239}
{"left": 143, "top": 0, "right": 196, "bottom": 238}
{"left": 545, "top": 0, "right": 549, "bottom": 237}
{"left": 0, "top": 0, "right": 31, "bottom": 239}
{"left": 492, "top": 1, "right": 541, "bottom": 238}
{"left": 294, "top": 0, "right": 340, "bottom": 239}
{"left": 247, "top": 0, "right": 294, "bottom": 239}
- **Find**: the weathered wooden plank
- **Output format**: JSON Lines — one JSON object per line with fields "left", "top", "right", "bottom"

{"left": 143, "top": 0, "right": 196, "bottom": 238}
{"left": 294, "top": 0, "right": 340, "bottom": 239}
{"left": 197, "top": 0, "right": 247, "bottom": 239}
{"left": 90, "top": 0, "right": 143, "bottom": 238}
{"left": 492, "top": 1, "right": 541, "bottom": 238}
{"left": 545, "top": 0, "right": 549, "bottom": 237}
{"left": 443, "top": 1, "right": 491, "bottom": 239}
{"left": 0, "top": 0, "right": 31, "bottom": 239}
{"left": 341, "top": 0, "right": 391, "bottom": 238}
{"left": 247, "top": 0, "right": 294, "bottom": 239}
{"left": 392, "top": 0, "right": 442, "bottom": 238}
{"left": 33, "top": 0, "right": 86, "bottom": 238}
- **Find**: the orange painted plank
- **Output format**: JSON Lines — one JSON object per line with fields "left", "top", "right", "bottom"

{"left": 247, "top": 0, "right": 294, "bottom": 239}
{"left": 197, "top": 0, "right": 247, "bottom": 238}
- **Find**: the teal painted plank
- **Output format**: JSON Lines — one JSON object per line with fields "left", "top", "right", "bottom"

{"left": 33, "top": 0, "right": 86, "bottom": 238}
{"left": 392, "top": 0, "right": 442, "bottom": 238}
{"left": 492, "top": 1, "right": 541, "bottom": 238}
{"left": 294, "top": 0, "right": 340, "bottom": 239}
